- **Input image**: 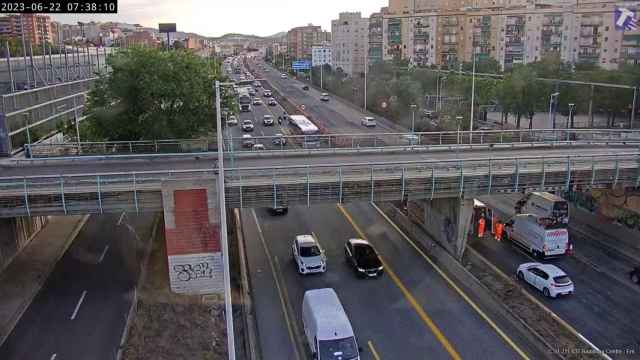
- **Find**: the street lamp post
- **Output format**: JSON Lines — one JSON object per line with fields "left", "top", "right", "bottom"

{"left": 439, "top": 77, "right": 447, "bottom": 112}
{"left": 548, "top": 92, "right": 560, "bottom": 129}
{"left": 469, "top": 48, "right": 476, "bottom": 143}
{"left": 410, "top": 104, "right": 417, "bottom": 133}
{"left": 456, "top": 116, "right": 463, "bottom": 144}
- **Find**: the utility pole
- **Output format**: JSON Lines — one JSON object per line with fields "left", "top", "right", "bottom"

{"left": 20, "top": 15, "right": 30, "bottom": 88}
{"left": 215, "top": 80, "right": 236, "bottom": 360}
{"left": 410, "top": 104, "right": 417, "bottom": 133}
{"left": 469, "top": 48, "right": 476, "bottom": 143}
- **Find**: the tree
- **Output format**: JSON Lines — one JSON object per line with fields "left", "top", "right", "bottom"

{"left": 83, "top": 47, "right": 223, "bottom": 141}
{"left": 496, "top": 65, "right": 545, "bottom": 128}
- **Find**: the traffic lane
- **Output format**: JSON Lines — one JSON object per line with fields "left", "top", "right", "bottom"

{"left": 474, "top": 196, "right": 640, "bottom": 357}
{"left": 343, "top": 202, "right": 522, "bottom": 360}
{"left": 2, "top": 145, "right": 635, "bottom": 178}
{"left": 254, "top": 204, "right": 451, "bottom": 359}
{"left": 241, "top": 209, "right": 299, "bottom": 360}
{"left": 0, "top": 213, "right": 154, "bottom": 360}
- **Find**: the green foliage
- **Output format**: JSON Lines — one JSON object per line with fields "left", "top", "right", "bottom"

{"left": 84, "top": 47, "right": 223, "bottom": 141}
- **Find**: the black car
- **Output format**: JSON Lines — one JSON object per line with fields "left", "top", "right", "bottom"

{"left": 268, "top": 206, "right": 288, "bottom": 216}
{"left": 302, "top": 85, "right": 309, "bottom": 90}
{"left": 344, "top": 239, "right": 383, "bottom": 278}
{"left": 631, "top": 266, "right": 640, "bottom": 285}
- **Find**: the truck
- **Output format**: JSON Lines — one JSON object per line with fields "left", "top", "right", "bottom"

{"left": 302, "top": 288, "right": 361, "bottom": 360}
{"left": 515, "top": 192, "right": 569, "bottom": 227}
{"left": 503, "top": 214, "right": 571, "bottom": 259}
{"left": 237, "top": 87, "right": 252, "bottom": 112}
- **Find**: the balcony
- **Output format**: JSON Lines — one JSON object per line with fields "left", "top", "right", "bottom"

{"left": 581, "top": 18, "right": 603, "bottom": 27}
{"left": 442, "top": 18, "right": 458, "bottom": 26}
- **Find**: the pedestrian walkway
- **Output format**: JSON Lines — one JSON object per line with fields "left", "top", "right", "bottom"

{"left": 0, "top": 215, "right": 88, "bottom": 345}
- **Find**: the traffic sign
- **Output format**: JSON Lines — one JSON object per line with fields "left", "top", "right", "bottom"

{"left": 292, "top": 60, "right": 311, "bottom": 70}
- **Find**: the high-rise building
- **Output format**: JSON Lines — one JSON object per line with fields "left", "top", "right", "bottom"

{"left": 312, "top": 45, "right": 332, "bottom": 66}
{"left": 0, "top": 14, "right": 52, "bottom": 46}
{"left": 331, "top": 12, "right": 369, "bottom": 75}
{"left": 287, "top": 24, "right": 328, "bottom": 60}
{"left": 368, "top": 11, "right": 385, "bottom": 64}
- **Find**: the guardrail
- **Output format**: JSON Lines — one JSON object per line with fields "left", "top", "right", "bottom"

{"left": 0, "top": 152, "right": 638, "bottom": 217}
{"left": 24, "top": 129, "right": 640, "bottom": 158}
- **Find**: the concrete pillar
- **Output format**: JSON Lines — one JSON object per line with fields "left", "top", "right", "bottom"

{"left": 421, "top": 197, "right": 473, "bottom": 260}
{"left": 0, "top": 113, "right": 11, "bottom": 157}
{"left": 0, "top": 216, "right": 48, "bottom": 272}
{"left": 161, "top": 180, "right": 224, "bottom": 295}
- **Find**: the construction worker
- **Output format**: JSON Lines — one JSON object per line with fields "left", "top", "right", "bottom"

{"left": 478, "top": 217, "right": 486, "bottom": 238}
{"left": 495, "top": 220, "right": 504, "bottom": 241}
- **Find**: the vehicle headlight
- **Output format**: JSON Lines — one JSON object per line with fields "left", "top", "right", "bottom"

{"left": 377, "top": 266, "right": 384, "bottom": 271}
{"left": 357, "top": 267, "right": 365, "bottom": 272}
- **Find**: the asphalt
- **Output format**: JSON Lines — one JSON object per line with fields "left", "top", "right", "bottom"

{"left": 242, "top": 203, "right": 526, "bottom": 360}
{"left": 0, "top": 213, "right": 155, "bottom": 360}
{"left": 474, "top": 194, "right": 640, "bottom": 358}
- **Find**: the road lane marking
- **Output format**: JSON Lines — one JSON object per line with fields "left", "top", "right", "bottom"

{"left": 50, "top": 354, "right": 57, "bottom": 360}
{"left": 251, "top": 209, "right": 303, "bottom": 360}
{"left": 117, "top": 212, "right": 125, "bottom": 226}
{"left": 367, "top": 341, "right": 381, "bottom": 360}
{"left": 336, "top": 204, "right": 462, "bottom": 360}
{"left": 98, "top": 244, "right": 110, "bottom": 263}
{"left": 370, "top": 203, "right": 530, "bottom": 360}
{"left": 70, "top": 290, "right": 87, "bottom": 320}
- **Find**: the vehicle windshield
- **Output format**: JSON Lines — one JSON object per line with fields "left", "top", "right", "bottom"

{"left": 319, "top": 337, "right": 358, "bottom": 360}
{"left": 553, "top": 275, "right": 571, "bottom": 284}
{"left": 300, "top": 245, "right": 321, "bottom": 257}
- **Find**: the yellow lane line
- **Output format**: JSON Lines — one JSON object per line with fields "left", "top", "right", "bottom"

{"left": 336, "top": 204, "right": 462, "bottom": 360}
{"left": 370, "top": 203, "right": 530, "bottom": 360}
{"left": 367, "top": 341, "right": 382, "bottom": 360}
{"left": 251, "top": 209, "right": 303, "bottom": 360}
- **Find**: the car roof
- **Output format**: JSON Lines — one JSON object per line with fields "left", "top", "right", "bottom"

{"left": 364, "top": 116, "right": 375, "bottom": 120}
{"left": 296, "top": 234, "right": 318, "bottom": 246}
{"left": 537, "top": 264, "right": 567, "bottom": 276}
{"left": 242, "top": 134, "right": 252, "bottom": 138}
{"left": 243, "top": 119, "right": 252, "bottom": 122}
{"left": 264, "top": 114, "right": 272, "bottom": 117}
{"left": 348, "top": 238, "right": 370, "bottom": 246}
{"left": 303, "top": 288, "right": 354, "bottom": 341}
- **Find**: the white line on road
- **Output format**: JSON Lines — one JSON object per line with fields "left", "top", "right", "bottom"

{"left": 117, "top": 212, "right": 126, "bottom": 226}
{"left": 70, "top": 290, "right": 87, "bottom": 320}
{"left": 98, "top": 244, "right": 110, "bottom": 263}
{"left": 50, "top": 354, "right": 57, "bottom": 360}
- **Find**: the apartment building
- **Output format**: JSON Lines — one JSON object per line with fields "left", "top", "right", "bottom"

{"left": 312, "top": 45, "right": 332, "bottom": 66}
{"left": 331, "top": 12, "right": 369, "bottom": 75}
{"left": 369, "top": 11, "right": 384, "bottom": 64}
{"left": 287, "top": 24, "right": 330, "bottom": 60}
{"left": 0, "top": 14, "right": 52, "bottom": 46}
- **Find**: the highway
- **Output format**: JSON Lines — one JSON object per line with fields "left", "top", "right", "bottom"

{"left": 241, "top": 203, "right": 542, "bottom": 360}
{"left": 473, "top": 194, "right": 640, "bottom": 359}
{"left": 0, "top": 213, "right": 155, "bottom": 360}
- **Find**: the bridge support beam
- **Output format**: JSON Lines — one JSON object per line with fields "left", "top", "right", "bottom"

{"left": 419, "top": 197, "right": 473, "bottom": 260}
{"left": 161, "top": 180, "right": 224, "bottom": 295}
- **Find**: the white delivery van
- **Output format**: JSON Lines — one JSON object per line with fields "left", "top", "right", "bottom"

{"left": 516, "top": 192, "right": 569, "bottom": 226}
{"left": 504, "top": 214, "right": 571, "bottom": 258}
{"left": 302, "top": 288, "right": 360, "bottom": 360}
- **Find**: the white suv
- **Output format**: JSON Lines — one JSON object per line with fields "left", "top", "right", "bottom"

{"left": 292, "top": 235, "right": 326, "bottom": 275}
{"left": 361, "top": 116, "right": 376, "bottom": 127}
{"left": 517, "top": 263, "right": 574, "bottom": 298}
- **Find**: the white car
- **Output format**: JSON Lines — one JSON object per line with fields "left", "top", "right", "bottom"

{"left": 263, "top": 115, "right": 274, "bottom": 126}
{"left": 292, "top": 235, "right": 326, "bottom": 275}
{"left": 263, "top": 90, "right": 273, "bottom": 97}
{"left": 281, "top": 73, "right": 288, "bottom": 79}
{"left": 242, "top": 134, "right": 255, "bottom": 148}
{"left": 361, "top": 116, "right": 376, "bottom": 127}
{"left": 242, "top": 119, "right": 254, "bottom": 132}
{"left": 320, "top": 93, "right": 330, "bottom": 102}
{"left": 226, "top": 115, "right": 238, "bottom": 126}
{"left": 252, "top": 143, "right": 265, "bottom": 151}
{"left": 253, "top": 98, "right": 263, "bottom": 106}
{"left": 516, "top": 263, "right": 574, "bottom": 298}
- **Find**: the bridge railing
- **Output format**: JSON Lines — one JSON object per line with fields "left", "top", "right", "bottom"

{"left": 0, "top": 152, "right": 638, "bottom": 216}
{"left": 23, "top": 129, "right": 640, "bottom": 158}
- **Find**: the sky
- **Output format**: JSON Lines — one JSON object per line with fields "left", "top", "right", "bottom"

{"left": 53, "top": 0, "right": 387, "bottom": 37}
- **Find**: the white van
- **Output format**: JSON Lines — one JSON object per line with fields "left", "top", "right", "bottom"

{"left": 517, "top": 192, "right": 569, "bottom": 226}
{"left": 302, "top": 288, "right": 361, "bottom": 360}
{"left": 504, "top": 214, "right": 571, "bottom": 258}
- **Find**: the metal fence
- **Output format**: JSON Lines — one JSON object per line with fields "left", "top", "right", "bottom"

{"left": 24, "top": 129, "right": 640, "bottom": 158}
{"left": 0, "top": 152, "right": 637, "bottom": 217}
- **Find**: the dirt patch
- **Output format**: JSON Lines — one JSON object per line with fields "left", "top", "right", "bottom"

{"left": 121, "top": 219, "right": 228, "bottom": 360}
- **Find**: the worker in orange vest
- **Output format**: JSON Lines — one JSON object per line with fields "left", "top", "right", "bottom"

{"left": 495, "top": 220, "right": 504, "bottom": 241}
{"left": 477, "top": 217, "right": 486, "bottom": 238}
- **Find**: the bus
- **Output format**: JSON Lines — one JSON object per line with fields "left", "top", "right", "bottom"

{"left": 288, "top": 115, "right": 320, "bottom": 147}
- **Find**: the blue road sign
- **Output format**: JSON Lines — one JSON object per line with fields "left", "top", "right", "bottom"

{"left": 615, "top": 7, "right": 638, "bottom": 31}
{"left": 292, "top": 60, "right": 311, "bottom": 70}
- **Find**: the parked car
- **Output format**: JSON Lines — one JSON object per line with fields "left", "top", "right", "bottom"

{"left": 630, "top": 266, "right": 640, "bottom": 284}
{"left": 320, "top": 93, "right": 330, "bottom": 102}
{"left": 242, "top": 119, "right": 254, "bottom": 132}
{"left": 267, "top": 98, "right": 277, "bottom": 106}
{"left": 252, "top": 98, "right": 263, "bottom": 106}
{"left": 344, "top": 239, "right": 384, "bottom": 278}
{"left": 226, "top": 115, "right": 238, "bottom": 126}
{"left": 242, "top": 134, "right": 255, "bottom": 148}
{"left": 516, "top": 262, "right": 574, "bottom": 298}
{"left": 302, "top": 85, "right": 309, "bottom": 90}
{"left": 292, "top": 234, "right": 326, "bottom": 275}
{"left": 263, "top": 115, "right": 274, "bottom": 126}
{"left": 361, "top": 116, "right": 376, "bottom": 127}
